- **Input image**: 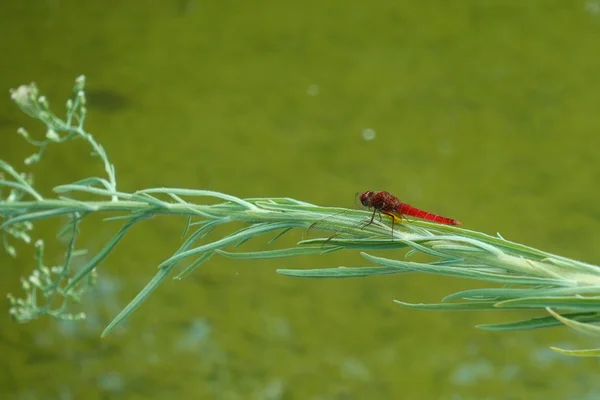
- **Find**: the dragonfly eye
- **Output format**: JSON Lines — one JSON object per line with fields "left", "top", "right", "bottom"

{"left": 359, "top": 191, "right": 372, "bottom": 207}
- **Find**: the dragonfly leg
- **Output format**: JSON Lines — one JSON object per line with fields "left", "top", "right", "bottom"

{"left": 360, "top": 207, "right": 378, "bottom": 230}
{"left": 382, "top": 211, "right": 396, "bottom": 239}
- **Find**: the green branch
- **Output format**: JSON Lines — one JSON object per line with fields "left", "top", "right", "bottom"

{"left": 2, "top": 76, "right": 599, "bottom": 357}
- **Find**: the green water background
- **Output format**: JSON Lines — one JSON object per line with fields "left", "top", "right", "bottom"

{"left": 1, "top": 1, "right": 600, "bottom": 399}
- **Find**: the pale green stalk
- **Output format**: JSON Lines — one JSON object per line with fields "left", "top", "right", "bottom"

{"left": 2, "top": 77, "right": 600, "bottom": 357}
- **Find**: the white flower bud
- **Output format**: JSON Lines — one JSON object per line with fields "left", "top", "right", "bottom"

{"left": 77, "top": 90, "right": 86, "bottom": 105}
{"left": 75, "top": 75, "right": 86, "bottom": 90}
{"left": 10, "top": 84, "right": 35, "bottom": 107}
{"left": 24, "top": 154, "right": 40, "bottom": 165}
{"left": 20, "top": 277, "right": 31, "bottom": 291}
{"left": 6, "top": 245, "right": 16, "bottom": 258}
{"left": 38, "top": 96, "right": 49, "bottom": 109}
{"left": 46, "top": 129, "right": 60, "bottom": 142}
{"left": 17, "top": 127, "right": 29, "bottom": 138}
{"left": 28, "top": 274, "right": 42, "bottom": 288}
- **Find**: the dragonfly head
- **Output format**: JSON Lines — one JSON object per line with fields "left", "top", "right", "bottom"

{"left": 359, "top": 191, "right": 375, "bottom": 207}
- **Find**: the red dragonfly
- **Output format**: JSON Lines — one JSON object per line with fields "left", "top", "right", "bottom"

{"left": 309, "top": 190, "right": 461, "bottom": 241}
{"left": 359, "top": 190, "right": 461, "bottom": 230}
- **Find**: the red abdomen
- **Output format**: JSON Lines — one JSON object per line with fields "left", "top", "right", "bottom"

{"left": 396, "top": 203, "right": 461, "bottom": 226}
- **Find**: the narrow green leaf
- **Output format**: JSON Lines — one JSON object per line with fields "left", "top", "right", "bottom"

{"left": 546, "top": 307, "right": 600, "bottom": 336}
{"left": 277, "top": 266, "right": 409, "bottom": 278}
{"left": 543, "top": 256, "right": 600, "bottom": 276}
{"left": 65, "top": 215, "right": 148, "bottom": 291}
{"left": 299, "top": 237, "right": 409, "bottom": 250}
{"left": 0, "top": 161, "right": 44, "bottom": 200}
{"left": 174, "top": 220, "right": 223, "bottom": 256}
{"left": 268, "top": 227, "right": 292, "bottom": 244}
{"left": 2, "top": 208, "right": 82, "bottom": 228}
{"left": 56, "top": 212, "right": 84, "bottom": 239}
{"left": 396, "top": 239, "right": 452, "bottom": 259}
{"left": 136, "top": 188, "right": 257, "bottom": 210}
{"left": 253, "top": 197, "right": 315, "bottom": 206}
{"left": 476, "top": 312, "right": 600, "bottom": 331}
{"left": 160, "top": 193, "right": 223, "bottom": 219}
{"left": 496, "top": 296, "right": 600, "bottom": 311}
{"left": 130, "top": 193, "right": 168, "bottom": 208}
{"left": 217, "top": 247, "right": 328, "bottom": 260}
{"left": 174, "top": 251, "right": 214, "bottom": 280}
{"left": 406, "top": 234, "right": 505, "bottom": 257}
{"left": 431, "top": 244, "right": 483, "bottom": 253}
{"left": 53, "top": 184, "right": 129, "bottom": 199}
{"left": 158, "top": 222, "right": 304, "bottom": 268}
{"left": 66, "top": 176, "right": 112, "bottom": 189}
{"left": 102, "top": 212, "right": 151, "bottom": 222}
{"left": 181, "top": 216, "right": 192, "bottom": 238}
{"left": 102, "top": 266, "right": 172, "bottom": 337}
{"left": 394, "top": 300, "right": 499, "bottom": 310}
{"left": 361, "top": 253, "right": 569, "bottom": 286}
{"left": 431, "top": 258, "right": 465, "bottom": 266}
{"left": 0, "top": 180, "right": 42, "bottom": 200}
{"left": 550, "top": 347, "right": 600, "bottom": 357}
{"left": 445, "top": 286, "right": 600, "bottom": 302}
{"left": 233, "top": 237, "right": 252, "bottom": 249}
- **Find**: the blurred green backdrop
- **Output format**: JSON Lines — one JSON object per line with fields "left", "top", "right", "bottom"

{"left": 1, "top": 1, "right": 600, "bottom": 399}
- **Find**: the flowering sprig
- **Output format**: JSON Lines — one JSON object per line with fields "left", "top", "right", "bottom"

{"left": 2, "top": 77, "right": 599, "bottom": 357}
